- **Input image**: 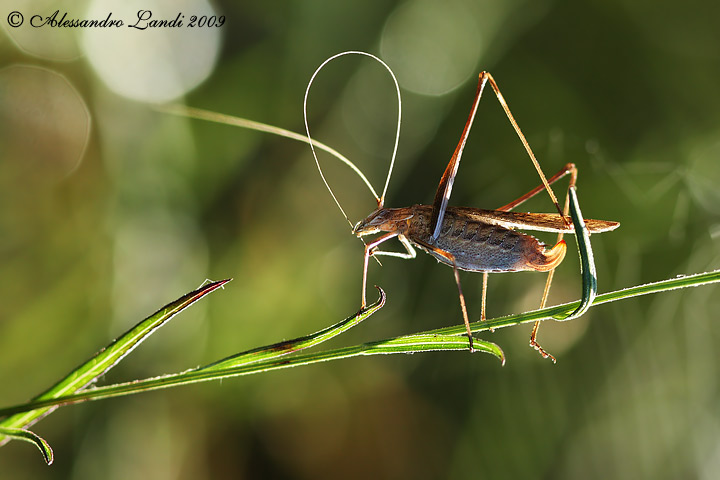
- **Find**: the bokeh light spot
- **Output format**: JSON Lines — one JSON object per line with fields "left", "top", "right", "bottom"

{"left": 81, "top": 0, "right": 222, "bottom": 102}
{"left": 0, "top": 65, "right": 90, "bottom": 181}
{"left": 0, "top": 0, "right": 82, "bottom": 61}
{"left": 380, "top": 0, "right": 482, "bottom": 96}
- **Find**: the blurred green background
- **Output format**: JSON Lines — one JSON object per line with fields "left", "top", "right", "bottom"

{"left": 1, "top": 0, "right": 720, "bottom": 478}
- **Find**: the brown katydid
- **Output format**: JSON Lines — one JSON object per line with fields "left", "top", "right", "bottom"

{"left": 161, "top": 51, "right": 619, "bottom": 361}
{"left": 304, "top": 52, "right": 619, "bottom": 361}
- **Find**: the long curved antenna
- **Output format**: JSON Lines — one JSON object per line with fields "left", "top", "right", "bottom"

{"left": 303, "top": 51, "right": 402, "bottom": 228}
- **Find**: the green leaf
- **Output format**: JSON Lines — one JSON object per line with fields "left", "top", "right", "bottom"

{"left": 202, "top": 286, "right": 387, "bottom": 371}
{"left": 554, "top": 185, "right": 597, "bottom": 321}
{"left": 0, "top": 427, "right": 53, "bottom": 465}
{"left": 0, "top": 279, "right": 231, "bottom": 440}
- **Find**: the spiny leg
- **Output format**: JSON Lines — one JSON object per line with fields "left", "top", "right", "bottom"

{"left": 530, "top": 269, "right": 558, "bottom": 363}
{"left": 483, "top": 87, "right": 579, "bottom": 340}
{"left": 496, "top": 163, "right": 578, "bottom": 213}
{"left": 482, "top": 164, "right": 579, "bottom": 360}
{"left": 528, "top": 167, "right": 578, "bottom": 362}
{"left": 480, "top": 271, "right": 499, "bottom": 333}
{"left": 489, "top": 162, "right": 580, "bottom": 361}
{"left": 430, "top": 74, "right": 573, "bottom": 242}
{"left": 430, "top": 72, "right": 489, "bottom": 240}
{"left": 452, "top": 265, "right": 474, "bottom": 352}
{"left": 481, "top": 272, "right": 488, "bottom": 322}
{"left": 414, "top": 239, "right": 475, "bottom": 351}
{"left": 482, "top": 73, "right": 568, "bottom": 222}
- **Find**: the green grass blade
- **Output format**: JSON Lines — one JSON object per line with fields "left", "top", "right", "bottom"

{"left": 0, "top": 335, "right": 503, "bottom": 414}
{"left": 203, "top": 286, "right": 386, "bottom": 371}
{"left": 554, "top": 186, "right": 597, "bottom": 321}
{"left": 0, "top": 427, "right": 53, "bottom": 465}
{"left": 0, "top": 279, "right": 231, "bottom": 440}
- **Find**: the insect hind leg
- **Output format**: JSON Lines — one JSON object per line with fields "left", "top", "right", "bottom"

{"left": 496, "top": 163, "right": 577, "bottom": 213}
{"left": 528, "top": 166, "right": 578, "bottom": 362}
{"left": 529, "top": 270, "right": 558, "bottom": 363}
{"left": 492, "top": 164, "right": 580, "bottom": 362}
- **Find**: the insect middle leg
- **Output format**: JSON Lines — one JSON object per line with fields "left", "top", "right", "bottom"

{"left": 411, "top": 239, "right": 476, "bottom": 351}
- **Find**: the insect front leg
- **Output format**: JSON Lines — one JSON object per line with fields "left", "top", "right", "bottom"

{"left": 374, "top": 235, "right": 417, "bottom": 261}
{"left": 361, "top": 233, "right": 416, "bottom": 309}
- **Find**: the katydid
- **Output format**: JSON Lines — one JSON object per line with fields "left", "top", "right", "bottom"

{"left": 347, "top": 70, "right": 619, "bottom": 361}
{"left": 162, "top": 52, "right": 620, "bottom": 362}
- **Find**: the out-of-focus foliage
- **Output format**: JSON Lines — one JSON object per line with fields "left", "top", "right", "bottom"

{"left": 1, "top": 0, "right": 719, "bottom": 478}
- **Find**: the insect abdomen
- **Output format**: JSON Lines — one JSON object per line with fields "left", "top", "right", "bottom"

{"left": 417, "top": 214, "right": 565, "bottom": 273}
{"left": 406, "top": 205, "right": 566, "bottom": 273}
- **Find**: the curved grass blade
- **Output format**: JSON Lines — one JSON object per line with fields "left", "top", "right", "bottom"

{"left": 554, "top": 186, "right": 597, "bottom": 321}
{"left": 0, "top": 427, "right": 53, "bottom": 465}
{"left": 0, "top": 279, "right": 231, "bottom": 443}
{"left": 203, "top": 286, "right": 386, "bottom": 371}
